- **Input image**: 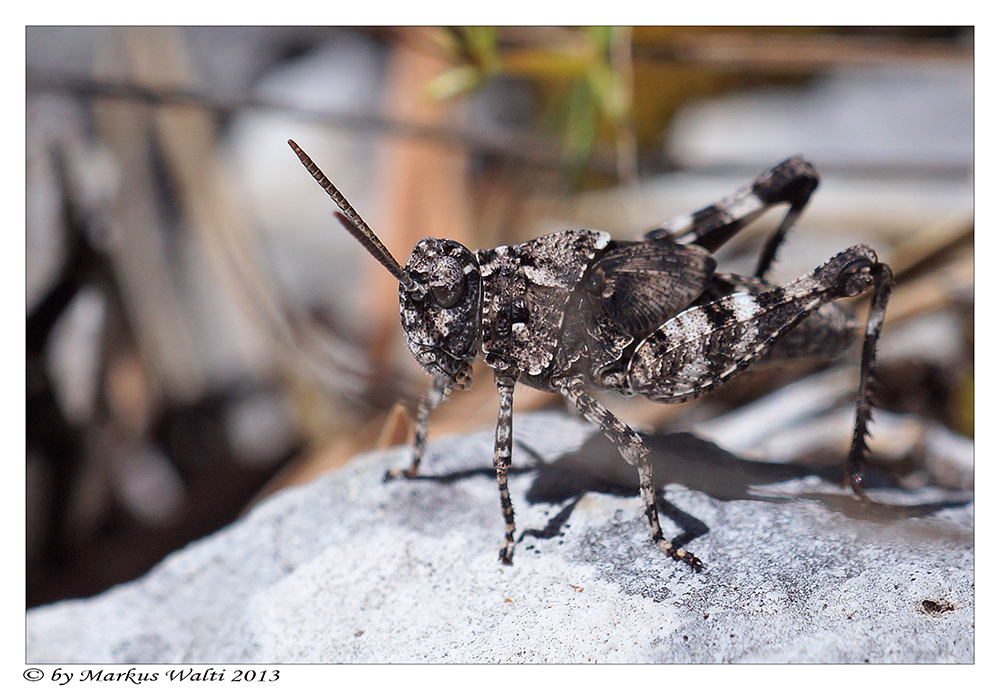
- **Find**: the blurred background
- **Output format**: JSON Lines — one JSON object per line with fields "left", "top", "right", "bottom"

{"left": 26, "top": 26, "right": 973, "bottom": 608}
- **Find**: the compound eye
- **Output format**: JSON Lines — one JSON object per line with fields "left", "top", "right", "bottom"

{"left": 429, "top": 256, "right": 465, "bottom": 308}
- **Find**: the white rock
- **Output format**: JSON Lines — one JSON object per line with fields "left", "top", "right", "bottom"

{"left": 26, "top": 411, "right": 973, "bottom": 663}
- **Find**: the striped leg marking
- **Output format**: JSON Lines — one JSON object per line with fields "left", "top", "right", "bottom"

{"left": 555, "top": 377, "right": 703, "bottom": 571}
{"left": 385, "top": 376, "right": 455, "bottom": 481}
{"left": 628, "top": 245, "right": 882, "bottom": 404}
{"left": 646, "top": 157, "right": 819, "bottom": 279}
{"left": 494, "top": 376, "right": 517, "bottom": 565}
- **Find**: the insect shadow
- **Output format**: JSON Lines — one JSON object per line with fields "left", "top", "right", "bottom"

{"left": 389, "top": 425, "right": 970, "bottom": 552}
{"left": 516, "top": 429, "right": 971, "bottom": 546}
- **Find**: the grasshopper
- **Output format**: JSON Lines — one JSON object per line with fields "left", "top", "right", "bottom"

{"left": 289, "top": 140, "right": 892, "bottom": 571}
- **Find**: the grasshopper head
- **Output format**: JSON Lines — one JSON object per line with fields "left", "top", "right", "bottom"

{"left": 288, "top": 140, "right": 480, "bottom": 388}
{"left": 399, "top": 238, "right": 481, "bottom": 387}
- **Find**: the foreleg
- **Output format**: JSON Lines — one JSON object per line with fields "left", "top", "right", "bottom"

{"left": 385, "top": 376, "right": 455, "bottom": 480}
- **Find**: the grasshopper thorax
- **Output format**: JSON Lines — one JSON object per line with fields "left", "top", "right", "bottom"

{"left": 400, "top": 238, "right": 482, "bottom": 387}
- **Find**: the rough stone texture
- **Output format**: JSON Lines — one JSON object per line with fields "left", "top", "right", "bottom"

{"left": 26, "top": 411, "right": 973, "bottom": 663}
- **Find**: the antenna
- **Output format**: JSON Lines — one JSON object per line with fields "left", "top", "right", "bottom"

{"left": 287, "top": 139, "right": 414, "bottom": 289}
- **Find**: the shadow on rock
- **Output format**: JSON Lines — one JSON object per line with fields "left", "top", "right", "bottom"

{"left": 388, "top": 428, "right": 970, "bottom": 548}
{"left": 519, "top": 430, "right": 972, "bottom": 538}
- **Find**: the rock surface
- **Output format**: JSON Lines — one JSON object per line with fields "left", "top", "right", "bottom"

{"left": 27, "top": 411, "right": 973, "bottom": 663}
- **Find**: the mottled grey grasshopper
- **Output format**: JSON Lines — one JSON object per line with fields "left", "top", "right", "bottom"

{"left": 288, "top": 139, "right": 892, "bottom": 571}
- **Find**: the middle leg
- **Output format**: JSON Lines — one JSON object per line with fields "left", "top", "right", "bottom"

{"left": 554, "top": 376, "right": 703, "bottom": 571}
{"left": 493, "top": 375, "right": 518, "bottom": 565}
